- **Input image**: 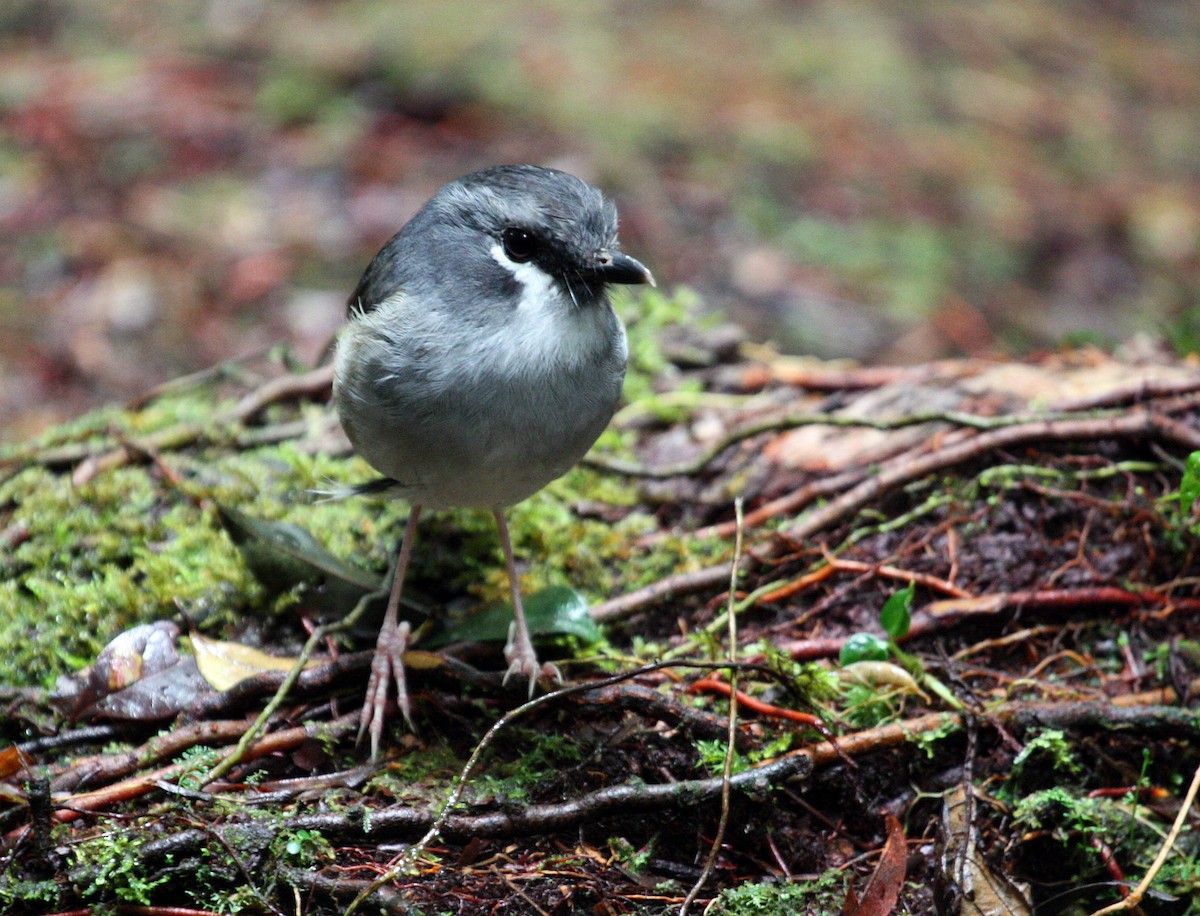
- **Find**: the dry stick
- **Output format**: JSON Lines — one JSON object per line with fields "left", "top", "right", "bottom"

{"left": 591, "top": 410, "right": 1200, "bottom": 626}
{"left": 126, "top": 343, "right": 287, "bottom": 408}
{"left": 38, "top": 692, "right": 1193, "bottom": 882}
{"left": 680, "top": 498, "right": 744, "bottom": 916}
{"left": 736, "top": 355, "right": 940, "bottom": 391}
{"left": 591, "top": 561, "right": 738, "bottom": 624}
{"left": 1, "top": 715, "right": 361, "bottom": 848}
{"left": 228, "top": 363, "right": 334, "bottom": 420}
{"left": 341, "top": 664, "right": 684, "bottom": 915}
{"left": 787, "top": 410, "right": 1200, "bottom": 540}
{"left": 47, "top": 719, "right": 264, "bottom": 795}
{"left": 279, "top": 865, "right": 409, "bottom": 912}
{"left": 341, "top": 657, "right": 807, "bottom": 916}
{"left": 235, "top": 414, "right": 339, "bottom": 448}
{"left": 1053, "top": 375, "right": 1200, "bottom": 411}
{"left": 691, "top": 467, "right": 867, "bottom": 543}
{"left": 819, "top": 554, "right": 973, "bottom": 599}
{"left": 188, "top": 815, "right": 287, "bottom": 916}
{"left": 624, "top": 393, "right": 1200, "bottom": 538}
{"left": 769, "top": 585, "right": 1200, "bottom": 664}
{"left": 586, "top": 409, "right": 1073, "bottom": 480}
{"left": 796, "top": 682, "right": 1200, "bottom": 771}
{"left": 125, "top": 748, "right": 809, "bottom": 891}
{"left": 694, "top": 398, "right": 1200, "bottom": 545}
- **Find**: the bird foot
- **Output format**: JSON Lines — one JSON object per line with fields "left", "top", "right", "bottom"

{"left": 502, "top": 621, "right": 562, "bottom": 697}
{"left": 357, "top": 619, "right": 413, "bottom": 760}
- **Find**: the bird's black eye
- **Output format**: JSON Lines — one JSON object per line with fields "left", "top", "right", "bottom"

{"left": 501, "top": 227, "right": 539, "bottom": 263}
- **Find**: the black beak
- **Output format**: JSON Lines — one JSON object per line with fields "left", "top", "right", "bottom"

{"left": 587, "top": 250, "right": 656, "bottom": 287}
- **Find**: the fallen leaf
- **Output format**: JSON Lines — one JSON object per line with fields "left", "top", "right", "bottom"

{"left": 190, "top": 632, "right": 323, "bottom": 692}
{"left": 844, "top": 814, "right": 906, "bottom": 916}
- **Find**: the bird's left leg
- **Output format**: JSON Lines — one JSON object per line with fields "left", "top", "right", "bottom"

{"left": 493, "top": 508, "right": 561, "bottom": 695}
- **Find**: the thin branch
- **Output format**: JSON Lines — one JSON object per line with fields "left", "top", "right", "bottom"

{"left": 586, "top": 409, "right": 1101, "bottom": 480}
{"left": 787, "top": 410, "right": 1200, "bottom": 542}
{"left": 681, "top": 498, "right": 744, "bottom": 915}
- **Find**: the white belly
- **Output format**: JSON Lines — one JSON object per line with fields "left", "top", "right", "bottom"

{"left": 333, "top": 291, "right": 627, "bottom": 509}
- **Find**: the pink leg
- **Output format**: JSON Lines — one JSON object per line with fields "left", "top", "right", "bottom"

{"left": 358, "top": 505, "right": 421, "bottom": 759}
{"left": 493, "top": 509, "right": 561, "bottom": 695}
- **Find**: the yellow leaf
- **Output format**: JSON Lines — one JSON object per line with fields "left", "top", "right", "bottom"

{"left": 189, "top": 633, "right": 323, "bottom": 692}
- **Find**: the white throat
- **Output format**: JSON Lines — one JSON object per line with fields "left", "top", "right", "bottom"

{"left": 484, "top": 242, "right": 615, "bottom": 374}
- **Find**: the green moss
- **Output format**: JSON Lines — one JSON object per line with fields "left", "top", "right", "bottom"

{"left": 0, "top": 428, "right": 394, "bottom": 687}
{"left": 0, "top": 463, "right": 260, "bottom": 686}
{"left": 709, "top": 870, "right": 850, "bottom": 914}
{"left": 365, "top": 743, "right": 464, "bottom": 802}
{"left": 467, "top": 728, "right": 585, "bottom": 804}
{"left": 0, "top": 876, "right": 60, "bottom": 913}
{"left": 73, "top": 825, "right": 170, "bottom": 905}
{"left": 614, "top": 285, "right": 708, "bottom": 405}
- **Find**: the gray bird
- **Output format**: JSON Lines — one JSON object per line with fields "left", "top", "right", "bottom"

{"left": 334, "top": 165, "right": 654, "bottom": 756}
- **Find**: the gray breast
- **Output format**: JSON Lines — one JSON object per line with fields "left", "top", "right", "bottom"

{"left": 333, "top": 303, "right": 626, "bottom": 509}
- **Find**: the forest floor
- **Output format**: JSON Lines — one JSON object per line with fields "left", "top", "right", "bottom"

{"left": 3, "top": 302, "right": 1200, "bottom": 913}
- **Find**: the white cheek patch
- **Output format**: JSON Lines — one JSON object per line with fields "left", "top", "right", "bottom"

{"left": 485, "top": 243, "right": 606, "bottom": 374}
{"left": 491, "top": 243, "right": 562, "bottom": 309}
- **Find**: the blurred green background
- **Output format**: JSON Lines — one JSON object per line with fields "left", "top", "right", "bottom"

{"left": 2, "top": 0, "right": 1199, "bottom": 439}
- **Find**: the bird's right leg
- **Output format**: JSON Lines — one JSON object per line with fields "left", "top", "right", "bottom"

{"left": 359, "top": 504, "right": 422, "bottom": 759}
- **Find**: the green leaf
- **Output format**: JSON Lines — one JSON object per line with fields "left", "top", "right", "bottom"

{"left": 919, "top": 672, "right": 966, "bottom": 710}
{"left": 217, "top": 504, "right": 379, "bottom": 593}
{"left": 839, "top": 632, "right": 890, "bottom": 665}
{"left": 1181, "top": 451, "right": 1200, "bottom": 512}
{"left": 216, "top": 504, "right": 417, "bottom": 627}
{"left": 428, "top": 585, "right": 601, "bottom": 648}
{"left": 880, "top": 582, "right": 915, "bottom": 640}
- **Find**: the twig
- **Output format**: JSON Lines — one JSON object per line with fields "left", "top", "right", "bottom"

{"left": 733, "top": 354, "right": 937, "bottom": 391}
{"left": 7, "top": 364, "right": 335, "bottom": 479}
{"left": 125, "top": 344, "right": 280, "bottom": 408}
{"left": 1052, "top": 376, "right": 1200, "bottom": 411}
{"left": 787, "top": 410, "right": 1200, "bottom": 541}
{"left": 1, "top": 714, "right": 361, "bottom": 844}
{"left": 188, "top": 814, "right": 286, "bottom": 916}
{"left": 1087, "top": 759, "right": 1200, "bottom": 915}
{"left": 47, "top": 719, "right": 263, "bottom": 795}
{"left": 689, "top": 679, "right": 824, "bottom": 731}
{"left": 200, "top": 568, "right": 384, "bottom": 787}
{"left": 579, "top": 681, "right": 755, "bottom": 748}
{"left": 586, "top": 409, "right": 1094, "bottom": 480}
{"left": 690, "top": 468, "right": 866, "bottom": 542}
{"left": 125, "top": 746, "right": 812, "bottom": 864}
{"left": 681, "top": 497, "right": 744, "bottom": 916}
{"left": 278, "top": 865, "right": 411, "bottom": 914}
{"left": 228, "top": 364, "right": 334, "bottom": 422}
{"left": 590, "top": 562, "right": 742, "bottom": 624}
{"left": 820, "top": 554, "right": 973, "bottom": 599}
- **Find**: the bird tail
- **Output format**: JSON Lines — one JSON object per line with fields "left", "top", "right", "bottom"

{"left": 311, "top": 476, "right": 401, "bottom": 502}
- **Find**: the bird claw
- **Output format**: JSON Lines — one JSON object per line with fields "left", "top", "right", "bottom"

{"left": 357, "top": 619, "right": 413, "bottom": 760}
{"left": 502, "top": 622, "right": 562, "bottom": 697}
